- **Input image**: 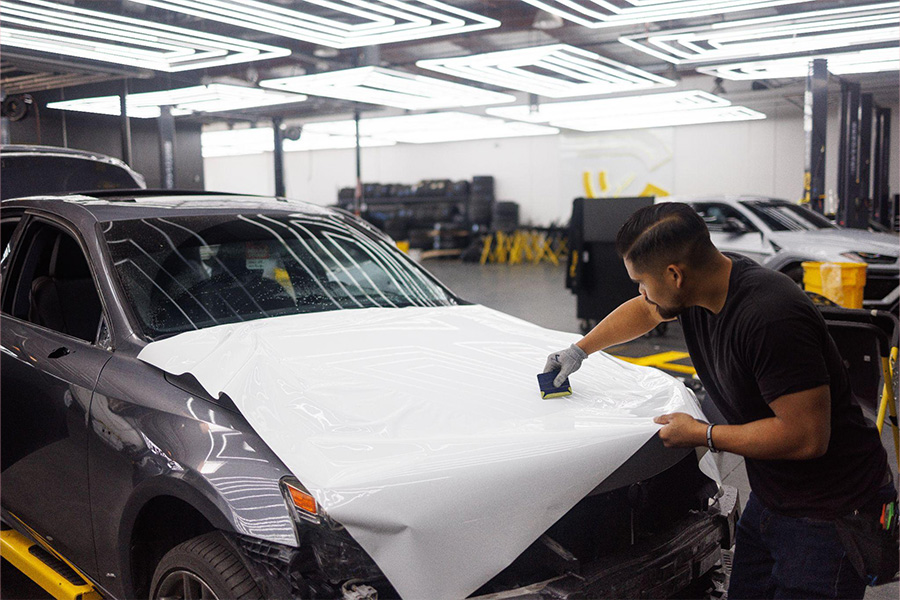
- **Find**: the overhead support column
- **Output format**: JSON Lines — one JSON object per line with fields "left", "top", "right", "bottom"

{"left": 803, "top": 59, "right": 828, "bottom": 213}
{"left": 120, "top": 79, "right": 133, "bottom": 167}
{"left": 838, "top": 81, "right": 865, "bottom": 228}
{"left": 353, "top": 107, "right": 363, "bottom": 216}
{"left": 873, "top": 107, "right": 892, "bottom": 228}
{"left": 273, "top": 116, "right": 286, "bottom": 197}
{"left": 157, "top": 105, "right": 176, "bottom": 189}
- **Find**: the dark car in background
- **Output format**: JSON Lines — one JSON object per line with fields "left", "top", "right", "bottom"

{"left": 1, "top": 186, "right": 738, "bottom": 600}
{"left": 0, "top": 145, "right": 146, "bottom": 200}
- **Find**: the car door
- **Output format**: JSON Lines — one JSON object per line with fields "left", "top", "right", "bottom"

{"left": 0, "top": 215, "right": 112, "bottom": 576}
{"left": 691, "top": 202, "right": 772, "bottom": 263}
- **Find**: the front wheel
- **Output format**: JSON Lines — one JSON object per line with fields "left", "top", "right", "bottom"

{"left": 150, "top": 532, "right": 263, "bottom": 600}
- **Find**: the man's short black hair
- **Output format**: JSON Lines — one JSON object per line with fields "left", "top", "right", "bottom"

{"left": 615, "top": 202, "right": 716, "bottom": 271}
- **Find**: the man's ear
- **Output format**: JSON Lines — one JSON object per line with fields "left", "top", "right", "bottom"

{"left": 667, "top": 264, "right": 685, "bottom": 288}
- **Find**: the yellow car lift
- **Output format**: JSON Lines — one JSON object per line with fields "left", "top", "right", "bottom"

{"left": 1, "top": 526, "right": 102, "bottom": 600}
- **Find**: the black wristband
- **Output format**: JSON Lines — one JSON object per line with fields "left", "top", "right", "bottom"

{"left": 706, "top": 424, "right": 719, "bottom": 453}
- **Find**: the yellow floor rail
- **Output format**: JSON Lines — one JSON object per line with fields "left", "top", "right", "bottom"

{"left": 0, "top": 528, "right": 102, "bottom": 600}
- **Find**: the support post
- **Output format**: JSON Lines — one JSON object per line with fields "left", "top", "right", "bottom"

{"left": 803, "top": 59, "right": 828, "bottom": 213}
{"left": 838, "top": 81, "right": 864, "bottom": 228}
{"left": 354, "top": 107, "right": 363, "bottom": 216}
{"left": 157, "top": 105, "right": 176, "bottom": 189}
{"left": 120, "top": 79, "right": 133, "bottom": 166}
{"left": 273, "top": 116, "right": 285, "bottom": 197}
{"left": 873, "top": 107, "right": 892, "bottom": 228}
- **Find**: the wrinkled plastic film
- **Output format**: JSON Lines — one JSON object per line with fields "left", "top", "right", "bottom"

{"left": 139, "top": 305, "right": 708, "bottom": 599}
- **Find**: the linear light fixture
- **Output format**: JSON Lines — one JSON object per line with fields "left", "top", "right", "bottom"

{"left": 697, "top": 48, "right": 900, "bottom": 80}
{"left": 201, "top": 127, "right": 396, "bottom": 158}
{"left": 486, "top": 90, "right": 730, "bottom": 123}
{"left": 123, "top": 0, "right": 499, "bottom": 49}
{"left": 260, "top": 67, "right": 515, "bottom": 110}
{"left": 620, "top": 3, "right": 899, "bottom": 64}
{"left": 47, "top": 85, "right": 306, "bottom": 119}
{"left": 303, "top": 112, "right": 559, "bottom": 144}
{"left": 417, "top": 44, "right": 674, "bottom": 98}
{"left": 518, "top": 0, "right": 810, "bottom": 28}
{"left": 487, "top": 90, "right": 765, "bottom": 131}
{"left": 0, "top": 0, "right": 290, "bottom": 73}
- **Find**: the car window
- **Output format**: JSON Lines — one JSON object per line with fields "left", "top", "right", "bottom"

{"left": 2, "top": 220, "right": 104, "bottom": 343}
{"left": 691, "top": 203, "right": 755, "bottom": 232}
{"left": 102, "top": 213, "right": 458, "bottom": 340}
{"left": 0, "top": 154, "right": 142, "bottom": 200}
{"left": 741, "top": 201, "right": 836, "bottom": 231}
{"left": 1, "top": 216, "right": 22, "bottom": 264}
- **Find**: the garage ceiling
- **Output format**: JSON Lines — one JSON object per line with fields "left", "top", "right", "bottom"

{"left": 3, "top": 0, "right": 898, "bottom": 127}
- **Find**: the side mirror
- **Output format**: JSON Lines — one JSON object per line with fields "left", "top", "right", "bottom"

{"left": 722, "top": 217, "right": 748, "bottom": 234}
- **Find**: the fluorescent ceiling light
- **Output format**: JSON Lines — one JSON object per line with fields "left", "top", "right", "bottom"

{"left": 518, "top": 0, "right": 810, "bottom": 28}
{"left": 417, "top": 44, "right": 674, "bottom": 98}
{"left": 123, "top": 0, "right": 499, "bottom": 49}
{"left": 487, "top": 90, "right": 765, "bottom": 131}
{"left": 697, "top": 48, "right": 900, "bottom": 80}
{"left": 620, "top": 3, "right": 899, "bottom": 64}
{"left": 486, "top": 90, "right": 730, "bottom": 123}
{"left": 0, "top": 0, "right": 290, "bottom": 72}
{"left": 260, "top": 67, "right": 515, "bottom": 110}
{"left": 553, "top": 106, "right": 766, "bottom": 132}
{"left": 47, "top": 84, "right": 306, "bottom": 119}
{"left": 201, "top": 127, "right": 396, "bottom": 158}
{"left": 304, "top": 112, "right": 559, "bottom": 144}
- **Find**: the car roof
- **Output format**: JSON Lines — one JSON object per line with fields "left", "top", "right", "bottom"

{"left": 660, "top": 194, "right": 788, "bottom": 205}
{"left": 1, "top": 192, "right": 339, "bottom": 224}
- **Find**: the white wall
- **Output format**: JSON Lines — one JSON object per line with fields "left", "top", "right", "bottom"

{"left": 204, "top": 100, "right": 900, "bottom": 226}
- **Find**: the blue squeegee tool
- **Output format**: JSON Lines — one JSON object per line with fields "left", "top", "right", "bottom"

{"left": 537, "top": 371, "right": 572, "bottom": 399}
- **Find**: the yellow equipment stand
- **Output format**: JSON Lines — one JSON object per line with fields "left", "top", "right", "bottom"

{"left": 0, "top": 528, "right": 102, "bottom": 600}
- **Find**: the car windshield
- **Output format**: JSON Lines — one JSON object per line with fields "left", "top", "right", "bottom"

{"left": 0, "top": 154, "right": 142, "bottom": 200}
{"left": 741, "top": 201, "right": 837, "bottom": 231}
{"left": 103, "top": 212, "right": 458, "bottom": 339}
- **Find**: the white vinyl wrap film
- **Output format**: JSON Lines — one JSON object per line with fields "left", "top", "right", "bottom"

{"left": 138, "top": 304, "right": 709, "bottom": 599}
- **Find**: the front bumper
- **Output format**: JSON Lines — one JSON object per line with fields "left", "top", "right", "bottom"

{"left": 473, "top": 485, "right": 741, "bottom": 600}
{"left": 227, "top": 485, "right": 740, "bottom": 600}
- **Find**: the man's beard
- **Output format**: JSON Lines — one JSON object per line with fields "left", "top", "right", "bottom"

{"left": 648, "top": 298, "right": 685, "bottom": 320}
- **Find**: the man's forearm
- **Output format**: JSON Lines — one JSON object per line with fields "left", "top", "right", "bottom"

{"left": 577, "top": 296, "right": 665, "bottom": 355}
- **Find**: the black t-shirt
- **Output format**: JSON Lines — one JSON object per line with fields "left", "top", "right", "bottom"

{"left": 679, "top": 253, "right": 887, "bottom": 519}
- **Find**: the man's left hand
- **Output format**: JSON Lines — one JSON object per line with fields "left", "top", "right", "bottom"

{"left": 654, "top": 412, "right": 706, "bottom": 448}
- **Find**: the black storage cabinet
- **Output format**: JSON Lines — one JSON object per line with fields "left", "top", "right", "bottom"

{"left": 567, "top": 197, "right": 654, "bottom": 331}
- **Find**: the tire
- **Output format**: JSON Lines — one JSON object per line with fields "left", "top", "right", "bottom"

{"left": 150, "top": 532, "right": 263, "bottom": 600}
{"left": 783, "top": 264, "right": 804, "bottom": 286}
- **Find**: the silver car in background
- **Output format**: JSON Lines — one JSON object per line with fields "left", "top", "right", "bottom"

{"left": 664, "top": 196, "right": 899, "bottom": 312}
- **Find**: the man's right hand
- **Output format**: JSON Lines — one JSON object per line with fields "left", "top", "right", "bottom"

{"left": 543, "top": 344, "right": 588, "bottom": 387}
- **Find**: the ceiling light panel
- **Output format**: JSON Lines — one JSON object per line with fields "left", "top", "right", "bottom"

{"left": 486, "top": 90, "right": 730, "bottom": 123}
{"left": 697, "top": 48, "right": 900, "bottom": 80}
{"left": 553, "top": 106, "right": 766, "bottom": 132}
{"left": 122, "top": 0, "right": 499, "bottom": 49}
{"left": 47, "top": 84, "right": 306, "bottom": 119}
{"left": 201, "top": 127, "right": 396, "bottom": 158}
{"left": 486, "top": 90, "right": 765, "bottom": 131}
{"left": 304, "top": 112, "right": 559, "bottom": 144}
{"left": 260, "top": 67, "right": 515, "bottom": 110}
{"left": 518, "top": 0, "right": 811, "bottom": 28}
{"left": 417, "top": 44, "right": 674, "bottom": 98}
{"left": 0, "top": 0, "right": 290, "bottom": 72}
{"left": 620, "top": 3, "right": 899, "bottom": 65}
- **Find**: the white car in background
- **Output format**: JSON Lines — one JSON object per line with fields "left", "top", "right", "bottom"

{"left": 665, "top": 196, "right": 899, "bottom": 312}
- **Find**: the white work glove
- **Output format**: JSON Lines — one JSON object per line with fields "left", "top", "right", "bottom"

{"left": 543, "top": 343, "right": 588, "bottom": 388}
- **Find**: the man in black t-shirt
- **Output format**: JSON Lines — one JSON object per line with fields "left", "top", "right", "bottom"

{"left": 543, "top": 202, "right": 891, "bottom": 599}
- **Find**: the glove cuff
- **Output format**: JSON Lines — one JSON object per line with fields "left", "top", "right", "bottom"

{"left": 570, "top": 343, "right": 588, "bottom": 360}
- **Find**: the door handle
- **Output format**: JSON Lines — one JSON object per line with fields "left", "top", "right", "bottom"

{"left": 48, "top": 347, "right": 70, "bottom": 359}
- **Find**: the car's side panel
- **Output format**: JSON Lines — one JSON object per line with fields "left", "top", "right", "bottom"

{"left": 86, "top": 353, "right": 298, "bottom": 598}
{"left": 0, "top": 317, "right": 111, "bottom": 577}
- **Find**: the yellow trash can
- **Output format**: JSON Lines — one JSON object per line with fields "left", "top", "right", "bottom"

{"left": 801, "top": 261, "right": 867, "bottom": 309}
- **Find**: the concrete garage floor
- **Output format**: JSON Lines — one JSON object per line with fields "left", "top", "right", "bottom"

{"left": 1, "top": 260, "right": 896, "bottom": 599}
{"left": 423, "top": 258, "right": 899, "bottom": 600}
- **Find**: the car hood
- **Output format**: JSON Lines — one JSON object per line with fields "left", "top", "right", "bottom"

{"left": 138, "top": 304, "right": 707, "bottom": 600}
{"left": 768, "top": 230, "right": 899, "bottom": 262}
